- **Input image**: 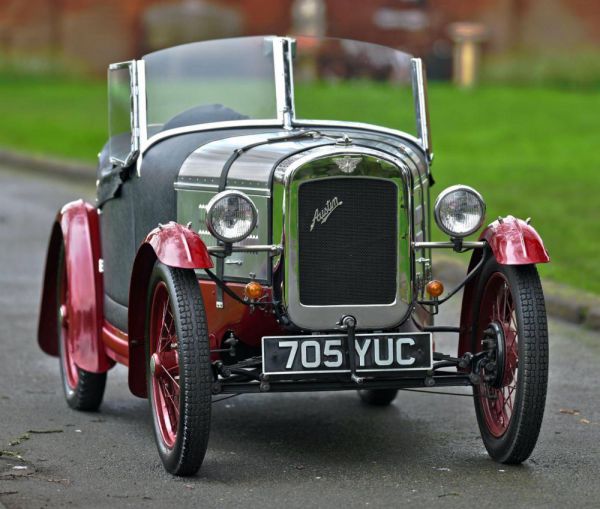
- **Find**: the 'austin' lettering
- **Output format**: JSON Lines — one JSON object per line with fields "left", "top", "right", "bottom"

{"left": 310, "top": 196, "right": 343, "bottom": 231}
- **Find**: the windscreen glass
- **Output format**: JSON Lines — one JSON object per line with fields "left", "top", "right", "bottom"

{"left": 293, "top": 36, "right": 416, "bottom": 134}
{"left": 108, "top": 64, "right": 134, "bottom": 163}
{"left": 143, "top": 36, "right": 277, "bottom": 132}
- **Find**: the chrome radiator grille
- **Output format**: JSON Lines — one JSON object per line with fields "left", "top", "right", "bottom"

{"left": 297, "top": 177, "right": 398, "bottom": 306}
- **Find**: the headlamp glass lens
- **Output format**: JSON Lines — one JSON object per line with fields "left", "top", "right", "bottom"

{"left": 436, "top": 187, "right": 485, "bottom": 237}
{"left": 208, "top": 193, "right": 256, "bottom": 242}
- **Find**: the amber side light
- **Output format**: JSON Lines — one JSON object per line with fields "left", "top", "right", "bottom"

{"left": 244, "top": 281, "right": 264, "bottom": 300}
{"left": 426, "top": 280, "right": 444, "bottom": 298}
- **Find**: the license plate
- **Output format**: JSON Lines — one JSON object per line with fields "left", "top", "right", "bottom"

{"left": 262, "top": 332, "right": 432, "bottom": 375}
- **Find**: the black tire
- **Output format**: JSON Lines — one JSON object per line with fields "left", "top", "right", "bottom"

{"left": 146, "top": 262, "right": 212, "bottom": 476}
{"left": 471, "top": 257, "right": 548, "bottom": 464}
{"left": 57, "top": 242, "right": 106, "bottom": 411}
{"left": 358, "top": 389, "right": 398, "bottom": 406}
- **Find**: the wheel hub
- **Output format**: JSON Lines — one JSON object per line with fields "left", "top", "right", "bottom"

{"left": 150, "top": 353, "right": 161, "bottom": 375}
{"left": 482, "top": 321, "right": 505, "bottom": 389}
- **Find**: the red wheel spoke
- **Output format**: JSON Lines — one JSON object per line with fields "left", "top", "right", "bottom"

{"left": 159, "top": 304, "right": 172, "bottom": 352}
{"left": 160, "top": 300, "right": 169, "bottom": 336}
{"left": 157, "top": 351, "right": 178, "bottom": 372}
{"left": 502, "top": 284, "right": 510, "bottom": 322}
{"left": 500, "top": 392, "right": 510, "bottom": 426}
{"left": 149, "top": 281, "right": 181, "bottom": 449}
{"left": 509, "top": 311, "right": 518, "bottom": 332}
{"left": 505, "top": 386, "right": 515, "bottom": 412}
{"left": 478, "top": 272, "right": 520, "bottom": 438}
{"left": 160, "top": 365, "right": 180, "bottom": 389}
{"left": 503, "top": 387, "right": 512, "bottom": 410}
{"left": 163, "top": 311, "right": 172, "bottom": 339}
{"left": 162, "top": 381, "right": 180, "bottom": 417}
{"left": 165, "top": 389, "right": 180, "bottom": 418}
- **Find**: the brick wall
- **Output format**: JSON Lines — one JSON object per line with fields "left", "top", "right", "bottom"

{"left": 1, "top": 0, "right": 599, "bottom": 74}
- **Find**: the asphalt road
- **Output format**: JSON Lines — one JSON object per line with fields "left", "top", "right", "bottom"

{"left": 0, "top": 165, "right": 599, "bottom": 509}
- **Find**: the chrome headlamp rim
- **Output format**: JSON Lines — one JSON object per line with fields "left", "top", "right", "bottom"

{"left": 205, "top": 190, "right": 258, "bottom": 243}
{"left": 434, "top": 184, "right": 486, "bottom": 238}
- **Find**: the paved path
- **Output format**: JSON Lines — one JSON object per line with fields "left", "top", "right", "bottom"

{"left": 0, "top": 165, "right": 598, "bottom": 508}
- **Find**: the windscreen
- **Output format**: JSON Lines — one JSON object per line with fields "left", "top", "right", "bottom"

{"left": 292, "top": 36, "right": 416, "bottom": 134}
{"left": 143, "top": 36, "right": 277, "bottom": 131}
{"left": 108, "top": 64, "right": 135, "bottom": 163}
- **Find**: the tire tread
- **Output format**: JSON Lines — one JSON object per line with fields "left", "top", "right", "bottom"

{"left": 502, "top": 264, "right": 548, "bottom": 463}
{"left": 473, "top": 261, "right": 548, "bottom": 464}
{"left": 148, "top": 263, "right": 212, "bottom": 476}
{"left": 67, "top": 369, "right": 106, "bottom": 411}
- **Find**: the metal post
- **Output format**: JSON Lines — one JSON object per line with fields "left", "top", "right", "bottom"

{"left": 448, "top": 22, "right": 488, "bottom": 88}
{"left": 411, "top": 58, "right": 432, "bottom": 161}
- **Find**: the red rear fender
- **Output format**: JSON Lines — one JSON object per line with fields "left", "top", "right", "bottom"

{"left": 37, "top": 200, "right": 112, "bottom": 373}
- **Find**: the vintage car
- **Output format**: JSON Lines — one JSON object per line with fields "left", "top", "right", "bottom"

{"left": 38, "top": 36, "right": 550, "bottom": 476}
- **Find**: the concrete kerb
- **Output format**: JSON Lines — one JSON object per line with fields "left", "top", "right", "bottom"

{"left": 0, "top": 148, "right": 95, "bottom": 184}
{"left": 433, "top": 254, "right": 600, "bottom": 332}
{"left": 3, "top": 148, "right": 599, "bottom": 332}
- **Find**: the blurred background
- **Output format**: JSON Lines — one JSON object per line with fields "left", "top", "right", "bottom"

{"left": 0, "top": 0, "right": 598, "bottom": 295}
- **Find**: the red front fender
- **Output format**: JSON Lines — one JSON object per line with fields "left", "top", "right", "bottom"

{"left": 38, "top": 200, "right": 112, "bottom": 373}
{"left": 144, "top": 221, "right": 214, "bottom": 269}
{"left": 480, "top": 215, "right": 549, "bottom": 265}
{"left": 127, "top": 222, "right": 213, "bottom": 397}
{"left": 457, "top": 216, "right": 549, "bottom": 359}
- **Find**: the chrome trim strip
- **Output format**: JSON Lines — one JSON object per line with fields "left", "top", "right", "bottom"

{"left": 273, "top": 37, "right": 292, "bottom": 129}
{"left": 207, "top": 244, "right": 282, "bottom": 255}
{"left": 142, "top": 118, "right": 424, "bottom": 161}
{"left": 136, "top": 59, "right": 148, "bottom": 149}
{"left": 284, "top": 36, "right": 296, "bottom": 125}
{"left": 108, "top": 61, "right": 134, "bottom": 70}
{"left": 174, "top": 181, "right": 271, "bottom": 196}
{"left": 174, "top": 182, "right": 219, "bottom": 190}
{"left": 130, "top": 61, "right": 141, "bottom": 164}
{"left": 291, "top": 119, "right": 423, "bottom": 149}
{"left": 413, "top": 241, "right": 486, "bottom": 249}
{"left": 140, "top": 120, "right": 283, "bottom": 153}
{"left": 272, "top": 37, "right": 286, "bottom": 126}
{"left": 411, "top": 58, "right": 432, "bottom": 161}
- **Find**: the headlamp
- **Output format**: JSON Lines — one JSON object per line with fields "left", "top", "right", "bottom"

{"left": 206, "top": 191, "right": 258, "bottom": 243}
{"left": 434, "top": 185, "right": 485, "bottom": 238}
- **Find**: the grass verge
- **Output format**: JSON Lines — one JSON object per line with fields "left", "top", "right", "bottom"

{"left": 0, "top": 75, "right": 598, "bottom": 293}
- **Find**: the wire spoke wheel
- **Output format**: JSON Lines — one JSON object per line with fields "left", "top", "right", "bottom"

{"left": 472, "top": 257, "right": 548, "bottom": 464}
{"left": 146, "top": 262, "right": 212, "bottom": 476}
{"left": 149, "top": 282, "right": 181, "bottom": 448}
{"left": 478, "top": 273, "right": 518, "bottom": 437}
